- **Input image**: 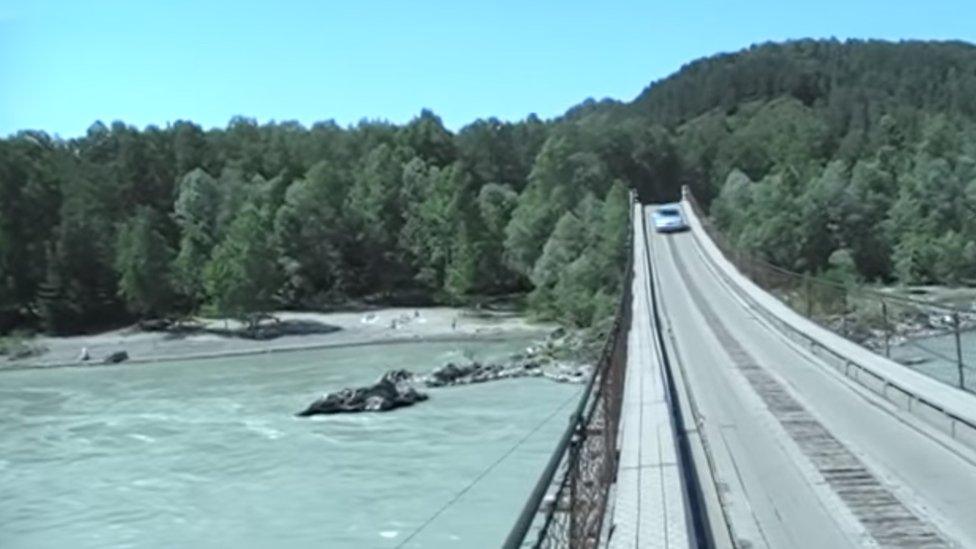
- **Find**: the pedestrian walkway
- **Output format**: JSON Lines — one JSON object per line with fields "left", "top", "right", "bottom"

{"left": 604, "top": 205, "right": 689, "bottom": 549}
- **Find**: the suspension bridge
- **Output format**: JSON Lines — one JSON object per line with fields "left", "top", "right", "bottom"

{"left": 504, "top": 188, "right": 976, "bottom": 548}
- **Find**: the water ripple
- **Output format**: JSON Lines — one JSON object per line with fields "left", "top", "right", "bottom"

{"left": 0, "top": 339, "right": 571, "bottom": 549}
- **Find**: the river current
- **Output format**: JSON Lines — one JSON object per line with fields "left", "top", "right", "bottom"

{"left": 0, "top": 339, "right": 578, "bottom": 548}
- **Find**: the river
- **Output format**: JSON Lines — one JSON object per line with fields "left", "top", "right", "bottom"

{"left": 891, "top": 331, "right": 976, "bottom": 391}
{"left": 0, "top": 339, "right": 578, "bottom": 548}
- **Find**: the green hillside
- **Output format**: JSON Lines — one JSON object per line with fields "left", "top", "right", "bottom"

{"left": 577, "top": 39, "right": 976, "bottom": 283}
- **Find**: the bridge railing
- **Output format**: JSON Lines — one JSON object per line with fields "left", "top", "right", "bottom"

{"left": 503, "top": 194, "right": 634, "bottom": 549}
{"left": 684, "top": 189, "right": 976, "bottom": 393}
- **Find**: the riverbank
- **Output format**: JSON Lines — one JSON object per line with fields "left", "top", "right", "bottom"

{"left": 1, "top": 308, "right": 555, "bottom": 372}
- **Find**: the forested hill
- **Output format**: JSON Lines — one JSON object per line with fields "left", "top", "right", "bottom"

{"left": 3, "top": 39, "right": 976, "bottom": 335}
{"left": 573, "top": 39, "right": 976, "bottom": 285}
{"left": 632, "top": 40, "right": 976, "bottom": 126}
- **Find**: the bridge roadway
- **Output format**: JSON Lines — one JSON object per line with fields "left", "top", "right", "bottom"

{"left": 606, "top": 202, "right": 976, "bottom": 548}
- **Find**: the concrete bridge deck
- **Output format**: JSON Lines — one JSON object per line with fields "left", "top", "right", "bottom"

{"left": 603, "top": 200, "right": 976, "bottom": 548}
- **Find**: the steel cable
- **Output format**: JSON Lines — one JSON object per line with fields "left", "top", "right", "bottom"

{"left": 395, "top": 387, "right": 583, "bottom": 548}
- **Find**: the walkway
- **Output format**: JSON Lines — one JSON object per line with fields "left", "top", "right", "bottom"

{"left": 604, "top": 204, "right": 689, "bottom": 549}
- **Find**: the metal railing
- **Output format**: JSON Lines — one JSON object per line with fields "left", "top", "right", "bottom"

{"left": 503, "top": 195, "right": 634, "bottom": 549}
{"left": 685, "top": 190, "right": 976, "bottom": 393}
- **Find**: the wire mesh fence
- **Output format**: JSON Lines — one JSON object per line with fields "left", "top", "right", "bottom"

{"left": 504, "top": 195, "right": 634, "bottom": 549}
{"left": 685, "top": 190, "right": 976, "bottom": 393}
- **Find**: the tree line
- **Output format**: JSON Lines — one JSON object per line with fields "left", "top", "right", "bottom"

{"left": 5, "top": 38, "right": 976, "bottom": 335}
{"left": 0, "top": 111, "right": 635, "bottom": 334}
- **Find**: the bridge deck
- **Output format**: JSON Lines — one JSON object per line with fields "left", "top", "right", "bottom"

{"left": 603, "top": 204, "right": 689, "bottom": 549}
{"left": 647, "top": 203, "right": 976, "bottom": 548}
{"left": 603, "top": 202, "right": 976, "bottom": 548}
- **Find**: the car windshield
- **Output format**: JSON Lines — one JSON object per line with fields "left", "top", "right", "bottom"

{"left": 658, "top": 208, "right": 680, "bottom": 217}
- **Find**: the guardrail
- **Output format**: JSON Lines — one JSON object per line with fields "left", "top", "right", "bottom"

{"left": 684, "top": 189, "right": 976, "bottom": 393}
{"left": 682, "top": 186, "right": 976, "bottom": 450}
{"left": 503, "top": 193, "right": 634, "bottom": 549}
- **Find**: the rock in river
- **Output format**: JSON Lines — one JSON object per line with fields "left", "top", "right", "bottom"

{"left": 296, "top": 369, "right": 429, "bottom": 416}
{"left": 103, "top": 351, "right": 129, "bottom": 364}
{"left": 424, "top": 359, "right": 544, "bottom": 387}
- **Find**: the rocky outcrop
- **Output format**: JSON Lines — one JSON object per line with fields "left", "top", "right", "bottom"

{"left": 296, "top": 369, "right": 428, "bottom": 416}
{"left": 425, "top": 360, "right": 540, "bottom": 387}
{"left": 423, "top": 357, "right": 589, "bottom": 387}
{"left": 296, "top": 327, "right": 594, "bottom": 417}
{"left": 295, "top": 358, "right": 590, "bottom": 417}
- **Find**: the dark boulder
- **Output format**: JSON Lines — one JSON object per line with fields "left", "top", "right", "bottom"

{"left": 426, "top": 362, "right": 478, "bottom": 387}
{"left": 103, "top": 351, "right": 129, "bottom": 364}
{"left": 296, "top": 369, "right": 428, "bottom": 416}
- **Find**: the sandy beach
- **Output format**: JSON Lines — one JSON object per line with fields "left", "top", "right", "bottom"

{"left": 3, "top": 307, "right": 554, "bottom": 371}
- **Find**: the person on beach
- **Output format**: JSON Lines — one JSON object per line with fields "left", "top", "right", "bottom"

{"left": 78, "top": 347, "right": 90, "bottom": 361}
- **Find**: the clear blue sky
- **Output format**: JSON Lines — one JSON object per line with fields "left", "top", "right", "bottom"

{"left": 2, "top": 0, "right": 974, "bottom": 137}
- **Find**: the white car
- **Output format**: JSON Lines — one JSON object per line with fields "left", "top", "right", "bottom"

{"left": 651, "top": 205, "right": 688, "bottom": 233}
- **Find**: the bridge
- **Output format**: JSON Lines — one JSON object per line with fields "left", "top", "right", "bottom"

{"left": 506, "top": 189, "right": 976, "bottom": 548}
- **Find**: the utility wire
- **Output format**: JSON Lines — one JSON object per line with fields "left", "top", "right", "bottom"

{"left": 395, "top": 387, "right": 583, "bottom": 548}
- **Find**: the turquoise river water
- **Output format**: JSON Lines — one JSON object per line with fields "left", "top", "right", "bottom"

{"left": 0, "top": 339, "right": 579, "bottom": 548}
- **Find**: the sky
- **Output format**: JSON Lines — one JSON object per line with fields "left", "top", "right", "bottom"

{"left": 2, "top": 0, "right": 975, "bottom": 137}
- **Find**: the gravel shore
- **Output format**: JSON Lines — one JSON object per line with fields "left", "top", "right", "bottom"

{"left": 2, "top": 307, "right": 553, "bottom": 371}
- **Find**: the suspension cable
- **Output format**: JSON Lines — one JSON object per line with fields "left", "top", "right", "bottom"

{"left": 395, "top": 387, "right": 583, "bottom": 548}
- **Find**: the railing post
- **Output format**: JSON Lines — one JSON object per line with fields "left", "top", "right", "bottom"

{"left": 804, "top": 275, "right": 812, "bottom": 317}
{"left": 954, "top": 313, "right": 965, "bottom": 390}
{"left": 568, "top": 432, "right": 579, "bottom": 546}
{"left": 882, "top": 300, "right": 890, "bottom": 358}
